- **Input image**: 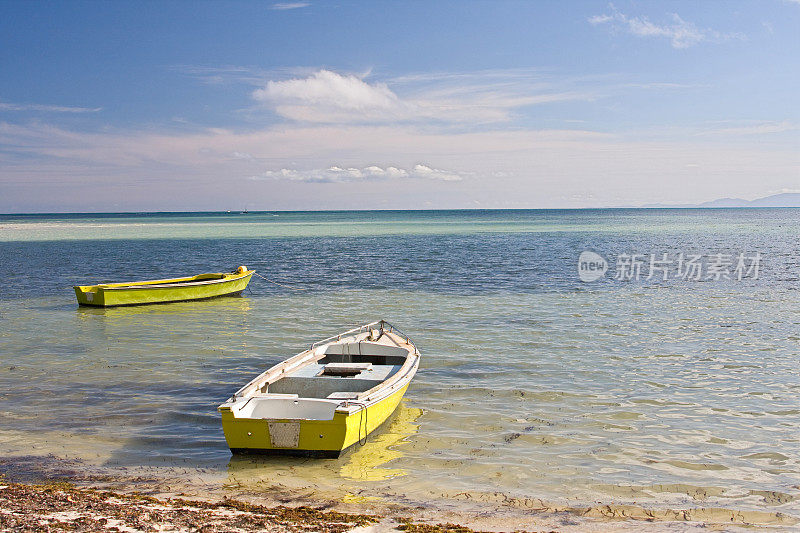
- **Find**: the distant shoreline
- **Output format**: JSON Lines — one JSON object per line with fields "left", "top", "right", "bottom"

{"left": 2, "top": 205, "right": 800, "bottom": 217}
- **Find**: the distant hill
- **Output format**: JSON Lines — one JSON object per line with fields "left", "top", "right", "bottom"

{"left": 697, "top": 197, "right": 751, "bottom": 208}
{"left": 643, "top": 192, "right": 800, "bottom": 209}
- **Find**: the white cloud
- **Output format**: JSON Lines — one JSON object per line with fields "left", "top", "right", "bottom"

{"left": 696, "top": 120, "right": 796, "bottom": 136}
{"left": 270, "top": 2, "right": 309, "bottom": 10}
{"left": 589, "top": 8, "right": 740, "bottom": 48}
{"left": 254, "top": 70, "right": 402, "bottom": 121}
{"left": 1, "top": 119, "right": 797, "bottom": 211}
{"left": 621, "top": 82, "right": 703, "bottom": 89}
{"left": 0, "top": 101, "right": 101, "bottom": 113}
{"left": 252, "top": 69, "right": 593, "bottom": 124}
{"left": 250, "top": 164, "right": 463, "bottom": 183}
{"left": 173, "top": 65, "right": 269, "bottom": 86}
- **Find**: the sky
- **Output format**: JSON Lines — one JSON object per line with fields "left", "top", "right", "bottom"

{"left": 0, "top": 0, "right": 798, "bottom": 212}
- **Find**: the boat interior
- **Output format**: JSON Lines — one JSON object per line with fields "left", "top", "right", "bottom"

{"left": 230, "top": 337, "right": 412, "bottom": 420}
{"left": 102, "top": 273, "right": 229, "bottom": 289}
{"left": 136, "top": 273, "right": 227, "bottom": 286}
{"left": 268, "top": 341, "right": 408, "bottom": 399}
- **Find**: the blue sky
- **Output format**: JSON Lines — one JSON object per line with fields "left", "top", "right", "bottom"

{"left": 1, "top": 0, "right": 798, "bottom": 212}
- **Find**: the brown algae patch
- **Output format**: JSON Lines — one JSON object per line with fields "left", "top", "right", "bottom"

{"left": 395, "top": 520, "right": 498, "bottom": 532}
{"left": 0, "top": 480, "right": 376, "bottom": 532}
{"left": 0, "top": 481, "right": 534, "bottom": 533}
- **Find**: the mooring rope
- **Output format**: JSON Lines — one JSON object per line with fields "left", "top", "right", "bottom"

{"left": 348, "top": 400, "right": 369, "bottom": 446}
{"left": 252, "top": 271, "right": 307, "bottom": 291}
{"left": 357, "top": 402, "right": 368, "bottom": 446}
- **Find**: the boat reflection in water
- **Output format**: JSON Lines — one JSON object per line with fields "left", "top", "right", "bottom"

{"left": 76, "top": 293, "right": 253, "bottom": 321}
{"left": 338, "top": 403, "right": 423, "bottom": 481}
{"left": 74, "top": 296, "right": 254, "bottom": 347}
{"left": 224, "top": 402, "right": 422, "bottom": 493}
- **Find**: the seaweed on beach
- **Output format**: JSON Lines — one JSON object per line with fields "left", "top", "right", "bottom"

{"left": 0, "top": 481, "right": 376, "bottom": 532}
{"left": 395, "top": 519, "right": 554, "bottom": 533}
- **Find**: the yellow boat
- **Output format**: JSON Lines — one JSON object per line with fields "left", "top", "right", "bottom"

{"left": 218, "top": 320, "right": 420, "bottom": 457}
{"left": 73, "top": 266, "right": 254, "bottom": 307}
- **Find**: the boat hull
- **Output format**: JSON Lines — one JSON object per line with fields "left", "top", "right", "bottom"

{"left": 220, "top": 383, "right": 409, "bottom": 457}
{"left": 74, "top": 271, "right": 253, "bottom": 307}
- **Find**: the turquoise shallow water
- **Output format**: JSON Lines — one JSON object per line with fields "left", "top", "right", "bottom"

{"left": 0, "top": 209, "right": 799, "bottom": 522}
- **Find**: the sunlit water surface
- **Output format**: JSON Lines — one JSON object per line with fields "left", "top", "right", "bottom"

{"left": 1, "top": 209, "right": 799, "bottom": 524}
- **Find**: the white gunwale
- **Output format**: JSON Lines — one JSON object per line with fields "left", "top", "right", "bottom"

{"left": 101, "top": 271, "right": 253, "bottom": 291}
{"left": 221, "top": 320, "right": 419, "bottom": 416}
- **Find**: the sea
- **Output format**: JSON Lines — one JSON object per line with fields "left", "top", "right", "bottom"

{"left": 1, "top": 209, "right": 798, "bottom": 527}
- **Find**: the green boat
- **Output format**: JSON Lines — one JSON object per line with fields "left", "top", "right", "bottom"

{"left": 73, "top": 266, "right": 254, "bottom": 307}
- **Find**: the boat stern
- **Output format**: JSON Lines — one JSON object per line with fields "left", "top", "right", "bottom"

{"left": 73, "top": 285, "right": 105, "bottom": 306}
{"left": 218, "top": 382, "right": 411, "bottom": 457}
{"left": 219, "top": 396, "right": 350, "bottom": 457}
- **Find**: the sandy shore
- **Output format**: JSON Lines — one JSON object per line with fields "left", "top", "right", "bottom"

{"left": 1, "top": 454, "right": 797, "bottom": 532}
{"left": 4, "top": 476, "right": 797, "bottom": 533}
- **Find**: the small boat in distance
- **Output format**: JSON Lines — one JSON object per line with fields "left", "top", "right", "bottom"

{"left": 73, "top": 266, "right": 254, "bottom": 307}
{"left": 219, "top": 320, "right": 420, "bottom": 457}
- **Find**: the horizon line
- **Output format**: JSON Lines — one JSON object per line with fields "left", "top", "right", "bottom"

{"left": 3, "top": 206, "right": 800, "bottom": 216}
